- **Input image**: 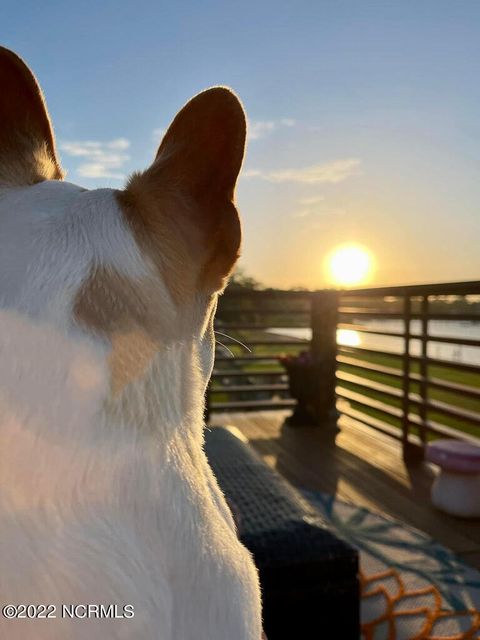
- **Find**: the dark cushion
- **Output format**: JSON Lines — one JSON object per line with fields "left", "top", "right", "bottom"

{"left": 204, "top": 425, "right": 360, "bottom": 639}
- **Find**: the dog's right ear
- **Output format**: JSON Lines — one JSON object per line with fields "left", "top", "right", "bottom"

{"left": 0, "top": 47, "right": 63, "bottom": 186}
{"left": 119, "top": 87, "right": 246, "bottom": 299}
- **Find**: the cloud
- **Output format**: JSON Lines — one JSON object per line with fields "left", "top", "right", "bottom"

{"left": 292, "top": 195, "right": 329, "bottom": 219}
{"left": 248, "top": 118, "right": 296, "bottom": 141}
{"left": 291, "top": 191, "right": 350, "bottom": 220}
{"left": 243, "top": 158, "right": 360, "bottom": 184}
{"left": 60, "top": 138, "right": 130, "bottom": 180}
{"left": 248, "top": 120, "right": 276, "bottom": 140}
{"left": 299, "top": 195, "right": 325, "bottom": 205}
{"left": 292, "top": 206, "right": 347, "bottom": 220}
{"left": 292, "top": 209, "right": 312, "bottom": 219}
{"left": 149, "top": 118, "right": 296, "bottom": 145}
{"left": 242, "top": 169, "right": 263, "bottom": 178}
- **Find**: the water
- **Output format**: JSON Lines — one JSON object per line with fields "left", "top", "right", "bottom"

{"left": 269, "top": 320, "right": 480, "bottom": 367}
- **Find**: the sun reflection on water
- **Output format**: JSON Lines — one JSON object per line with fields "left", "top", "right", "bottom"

{"left": 336, "top": 329, "right": 361, "bottom": 347}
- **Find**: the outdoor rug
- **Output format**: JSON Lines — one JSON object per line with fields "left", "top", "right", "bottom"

{"left": 303, "top": 490, "right": 480, "bottom": 640}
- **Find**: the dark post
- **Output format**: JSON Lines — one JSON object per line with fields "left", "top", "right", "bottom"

{"left": 310, "top": 290, "right": 339, "bottom": 426}
{"left": 401, "top": 295, "right": 423, "bottom": 460}
{"left": 419, "top": 295, "right": 429, "bottom": 450}
{"left": 401, "top": 295, "right": 411, "bottom": 455}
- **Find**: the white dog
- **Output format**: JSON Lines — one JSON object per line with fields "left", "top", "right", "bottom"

{"left": 0, "top": 47, "right": 262, "bottom": 639}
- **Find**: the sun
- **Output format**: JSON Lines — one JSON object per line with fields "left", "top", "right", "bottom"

{"left": 327, "top": 244, "right": 373, "bottom": 286}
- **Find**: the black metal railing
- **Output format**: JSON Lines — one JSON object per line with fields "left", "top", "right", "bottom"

{"left": 336, "top": 280, "right": 480, "bottom": 455}
{"left": 209, "top": 281, "right": 480, "bottom": 456}
{"left": 209, "top": 289, "right": 312, "bottom": 412}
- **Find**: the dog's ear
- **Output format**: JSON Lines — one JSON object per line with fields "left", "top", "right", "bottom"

{"left": 154, "top": 86, "right": 246, "bottom": 202}
{"left": 121, "top": 87, "right": 245, "bottom": 295}
{"left": 0, "top": 47, "right": 63, "bottom": 186}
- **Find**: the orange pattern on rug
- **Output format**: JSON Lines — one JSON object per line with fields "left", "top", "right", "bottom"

{"left": 303, "top": 490, "right": 480, "bottom": 640}
{"left": 360, "top": 568, "right": 480, "bottom": 640}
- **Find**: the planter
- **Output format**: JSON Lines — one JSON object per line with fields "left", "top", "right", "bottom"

{"left": 281, "top": 357, "right": 336, "bottom": 427}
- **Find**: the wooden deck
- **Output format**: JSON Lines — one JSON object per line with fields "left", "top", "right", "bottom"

{"left": 209, "top": 410, "right": 480, "bottom": 569}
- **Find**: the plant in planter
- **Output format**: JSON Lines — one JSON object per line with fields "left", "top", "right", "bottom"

{"left": 279, "top": 351, "right": 336, "bottom": 427}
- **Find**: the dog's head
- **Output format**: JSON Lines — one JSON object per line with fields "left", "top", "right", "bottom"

{"left": 0, "top": 47, "right": 245, "bottom": 403}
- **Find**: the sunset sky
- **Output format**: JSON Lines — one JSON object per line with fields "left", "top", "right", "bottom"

{"left": 3, "top": 1, "right": 479, "bottom": 289}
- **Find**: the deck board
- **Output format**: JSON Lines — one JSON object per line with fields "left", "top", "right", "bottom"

{"left": 209, "top": 410, "right": 480, "bottom": 568}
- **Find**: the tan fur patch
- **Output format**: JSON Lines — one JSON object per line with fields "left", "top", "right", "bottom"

{"left": 109, "top": 330, "right": 159, "bottom": 396}
{"left": 74, "top": 266, "right": 150, "bottom": 335}
{"left": 73, "top": 266, "right": 178, "bottom": 395}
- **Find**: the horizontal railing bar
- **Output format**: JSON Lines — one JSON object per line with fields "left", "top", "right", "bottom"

{"left": 338, "top": 345, "right": 404, "bottom": 360}
{"left": 221, "top": 279, "right": 480, "bottom": 300}
{"left": 214, "top": 323, "right": 310, "bottom": 330}
{"left": 336, "top": 354, "right": 403, "bottom": 379}
{"left": 337, "top": 322, "right": 405, "bottom": 338}
{"left": 426, "top": 399, "right": 480, "bottom": 426}
{"left": 338, "top": 324, "right": 480, "bottom": 345}
{"left": 338, "top": 345, "right": 480, "bottom": 374}
{"left": 339, "top": 308, "right": 480, "bottom": 322}
{"left": 339, "top": 308, "right": 406, "bottom": 318}
{"left": 427, "top": 377, "right": 480, "bottom": 400}
{"left": 210, "top": 384, "right": 288, "bottom": 394}
{"left": 214, "top": 355, "right": 281, "bottom": 363}
{"left": 215, "top": 339, "right": 307, "bottom": 346}
{"left": 215, "top": 307, "right": 310, "bottom": 316}
{"left": 340, "top": 279, "right": 480, "bottom": 297}
{"left": 337, "top": 371, "right": 480, "bottom": 426}
{"left": 422, "top": 355, "right": 480, "bottom": 375}
{"left": 336, "top": 372, "right": 424, "bottom": 408}
{"left": 336, "top": 370, "right": 403, "bottom": 399}
{"left": 419, "top": 313, "right": 480, "bottom": 321}
{"left": 212, "top": 369, "right": 285, "bottom": 378}
{"left": 209, "top": 399, "right": 296, "bottom": 412}
{"left": 221, "top": 289, "right": 313, "bottom": 299}
{"left": 337, "top": 401, "right": 404, "bottom": 441}
{"left": 415, "top": 417, "right": 480, "bottom": 443}
{"left": 338, "top": 399, "right": 480, "bottom": 444}
{"left": 405, "top": 410, "right": 478, "bottom": 441}
{"left": 337, "top": 354, "right": 480, "bottom": 399}
{"left": 427, "top": 335, "right": 480, "bottom": 347}
{"left": 337, "top": 372, "right": 480, "bottom": 426}
{"left": 336, "top": 387, "right": 465, "bottom": 437}
{"left": 335, "top": 386, "right": 403, "bottom": 419}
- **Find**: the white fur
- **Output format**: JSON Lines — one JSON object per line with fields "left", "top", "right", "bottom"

{"left": 0, "top": 181, "right": 261, "bottom": 639}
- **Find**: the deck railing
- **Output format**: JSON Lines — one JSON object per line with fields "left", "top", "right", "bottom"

{"left": 209, "top": 281, "right": 480, "bottom": 456}
{"left": 210, "top": 289, "right": 312, "bottom": 412}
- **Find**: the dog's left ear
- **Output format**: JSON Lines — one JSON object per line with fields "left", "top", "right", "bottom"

{"left": 121, "top": 87, "right": 246, "bottom": 294}
{"left": 0, "top": 47, "right": 63, "bottom": 185}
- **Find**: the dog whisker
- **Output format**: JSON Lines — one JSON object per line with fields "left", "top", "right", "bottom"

{"left": 215, "top": 340, "right": 235, "bottom": 358}
{"left": 214, "top": 331, "right": 252, "bottom": 353}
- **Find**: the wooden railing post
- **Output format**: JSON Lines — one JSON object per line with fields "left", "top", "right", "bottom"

{"left": 310, "top": 290, "right": 339, "bottom": 426}
{"left": 419, "top": 295, "right": 429, "bottom": 449}
{"left": 402, "top": 295, "right": 424, "bottom": 461}
{"left": 401, "top": 294, "right": 411, "bottom": 454}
